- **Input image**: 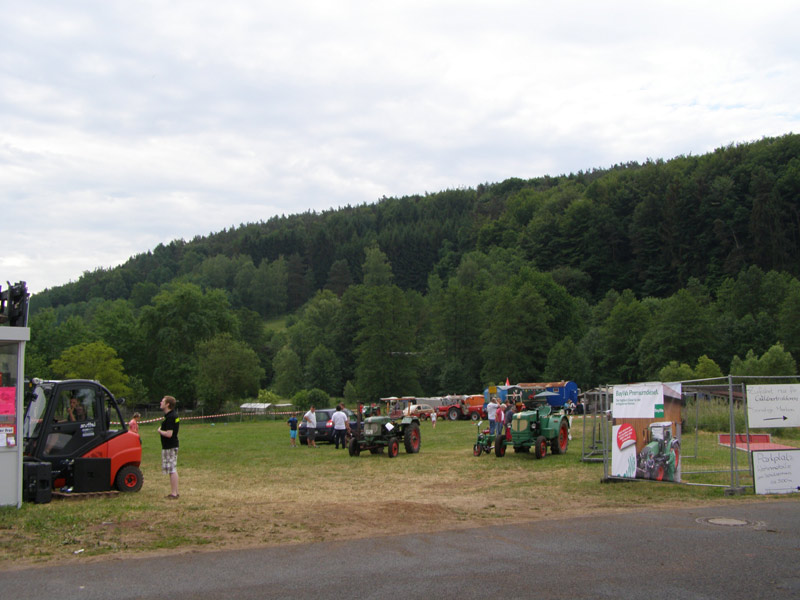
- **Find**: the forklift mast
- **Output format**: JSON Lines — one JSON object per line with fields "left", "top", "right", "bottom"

{"left": 0, "top": 281, "right": 30, "bottom": 327}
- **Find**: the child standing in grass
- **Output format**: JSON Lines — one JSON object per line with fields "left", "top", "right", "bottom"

{"left": 128, "top": 412, "right": 140, "bottom": 434}
{"left": 287, "top": 414, "right": 298, "bottom": 447}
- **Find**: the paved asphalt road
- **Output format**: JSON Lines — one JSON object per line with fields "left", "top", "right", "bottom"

{"left": 1, "top": 500, "right": 798, "bottom": 599}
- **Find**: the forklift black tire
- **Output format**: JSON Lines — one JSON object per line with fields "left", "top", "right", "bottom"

{"left": 495, "top": 436, "right": 506, "bottom": 457}
{"left": 387, "top": 438, "right": 400, "bottom": 458}
{"left": 115, "top": 465, "right": 143, "bottom": 492}
{"left": 404, "top": 424, "right": 421, "bottom": 454}
{"left": 535, "top": 436, "right": 547, "bottom": 459}
{"left": 348, "top": 437, "right": 361, "bottom": 457}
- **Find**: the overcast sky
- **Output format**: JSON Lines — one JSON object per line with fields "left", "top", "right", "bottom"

{"left": 1, "top": 1, "right": 798, "bottom": 295}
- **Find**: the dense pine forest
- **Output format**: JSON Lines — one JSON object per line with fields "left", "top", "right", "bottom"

{"left": 24, "top": 134, "right": 800, "bottom": 410}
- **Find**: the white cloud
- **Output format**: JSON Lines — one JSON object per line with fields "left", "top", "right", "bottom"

{"left": 0, "top": 0, "right": 798, "bottom": 293}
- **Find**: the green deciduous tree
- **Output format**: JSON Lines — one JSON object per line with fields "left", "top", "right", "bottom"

{"left": 694, "top": 355, "right": 723, "bottom": 380}
{"left": 138, "top": 282, "right": 238, "bottom": 406}
{"left": 50, "top": 341, "right": 131, "bottom": 398}
{"left": 657, "top": 361, "right": 694, "bottom": 383}
{"left": 272, "top": 346, "right": 302, "bottom": 397}
{"left": 195, "top": 333, "right": 265, "bottom": 414}
{"left": 730, "top": 343, "right": 797, "bottom": 377}
{"left": 304, "top": 344, "right": 341, "bottom": 395}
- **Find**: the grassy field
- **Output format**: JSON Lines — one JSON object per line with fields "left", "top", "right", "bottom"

{"left": 1, "top": 416, "right": 794, "bottom": 569}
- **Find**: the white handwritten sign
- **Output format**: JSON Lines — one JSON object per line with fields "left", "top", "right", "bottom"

{"left": 747, "top": 384, "right": 800, "bottom": 428}
{"left": 752, "top": 449, "right": 800, "bottom": 495}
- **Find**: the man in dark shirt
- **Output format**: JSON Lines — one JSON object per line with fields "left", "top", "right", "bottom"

{"left": 157, "top": 395, "right": 180, "bottom": 499}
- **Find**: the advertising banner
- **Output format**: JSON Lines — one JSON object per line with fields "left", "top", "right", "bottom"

{"left": 611, "top": 382, "right": 681, "bottom": 482}
{"left": 0, "top": 387, "right": 15, "bottom": 417}
{"left": 612, "top": 383, "right": 663, "bottom": 419}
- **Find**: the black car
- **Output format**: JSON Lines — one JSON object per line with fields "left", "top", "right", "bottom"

{"left": 298, "top": 408, "right": 361, "bottom": 445}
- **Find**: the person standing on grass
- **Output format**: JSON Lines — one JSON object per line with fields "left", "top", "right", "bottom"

{"left": 487, "top": 397, "right": 498, "bottom": 435}
{"left": 495, "top": 401, "right": 505, "bottom": 437}
{"left": 431, "top": 410, "right": 437, "bottom": 429}
{"left": 504, "top": 402, "right": 515, "bottom": 438}
{"left": 287, "top": 413, "right": 298, "bottom": 447}
{"left": 330, "top": 404, "right": 350, "bottom": 449}
{"left": 157, "top": 395, "right": 180, "bottom": 499}
{"left": 303, "top": 405, "right": 317, "bottom": 448}
{"left": 128, "top": 412, "right": 141, "bottom": 435}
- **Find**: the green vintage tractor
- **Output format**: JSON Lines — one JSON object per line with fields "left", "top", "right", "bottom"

{"left": 635, "top": 421, "right": 680, "bottom": 481}
{"left": 349, "top": 402, "right": 421, "bottom": 458}
{"left": 495, "top": 402, "right": 569, "bottom": 458}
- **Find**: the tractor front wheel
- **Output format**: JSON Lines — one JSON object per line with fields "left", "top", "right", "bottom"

{"left": 404, "top": 424, "right": 421, "bottom": 453}
{"left": 471, "top": 411, "right": 480, "bottom": 421}
{"left": 115, "top": 465, "right": 143, "bottom": 492}
{"left": 387, "top": 438, "right": 400, "bottom": 458}
{"left": 473, "top": 443, "right": 483, "bottom": 456}
{"left": 495, "top": 436, "right": 506, "bottom": 457}
{"left": 348, "top": 437, "right": 361, "bottom": 457}
{"left": 535, "top": 436, "right": 547, "bottom": 459}
{"left": 448, "top": 407, "right": 460, "bottom": 421}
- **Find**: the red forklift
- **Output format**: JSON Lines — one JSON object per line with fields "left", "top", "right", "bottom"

{"left": 22, "top": 378, "right": 143, "bottom": 500}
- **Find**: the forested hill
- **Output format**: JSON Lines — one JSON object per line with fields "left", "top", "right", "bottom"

{"left": 34, "top": 133, "right": 800, "bottom": 312}
{"left": 23, "top": 133, "right": 800, "bottom": 408}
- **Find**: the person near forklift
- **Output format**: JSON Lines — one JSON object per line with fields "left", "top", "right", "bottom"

{"left": 128, "top": 412, "right": 141, "bottom": 434}
{"left": 157, "top": 395, "right": 180, "bottom": 499}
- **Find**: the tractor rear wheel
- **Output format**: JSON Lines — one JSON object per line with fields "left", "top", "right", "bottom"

{"left": 473, "top": 443, "right": 483, "bottom": 456}
{"left": 404, "top": 424, "right": 421, "bottom": 453}
{"left": 348, "top": 437, "right": 361, "bottom": 456}
{"left": 387, "top": 438, "right": 400, "bottom": 458}
{"left": 535, "top": 435, "right": 547, "bottom": 459}
{"left": 115, "top": 465, "right": 143, "bottom": 492}
{"left": 495, "top": 436, "right": 506, "bottom": 457}
{"left": 448, "top": 407, "right": 460, "bottom": 421}
{"left": 551, "top": 420, "right": 569, "bottom": 455}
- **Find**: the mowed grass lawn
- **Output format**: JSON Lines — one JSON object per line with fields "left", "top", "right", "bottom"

{"left": 0, "top": 416, "right": 791, "bottom": 568}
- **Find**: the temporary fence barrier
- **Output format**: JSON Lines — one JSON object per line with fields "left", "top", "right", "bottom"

{"left": 601, "top": 375, "right": 800, "bottom": 495}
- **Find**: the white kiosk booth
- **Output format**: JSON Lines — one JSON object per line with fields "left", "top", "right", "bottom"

{"left": 0, "top": 325, "right": 29, "bottom": 507}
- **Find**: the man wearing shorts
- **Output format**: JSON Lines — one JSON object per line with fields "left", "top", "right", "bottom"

{"left": 157, "top": 395, "right": 180, "bottom": 498}
{"left": 303, "top": 406, "right": 317, "bottom": 448}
